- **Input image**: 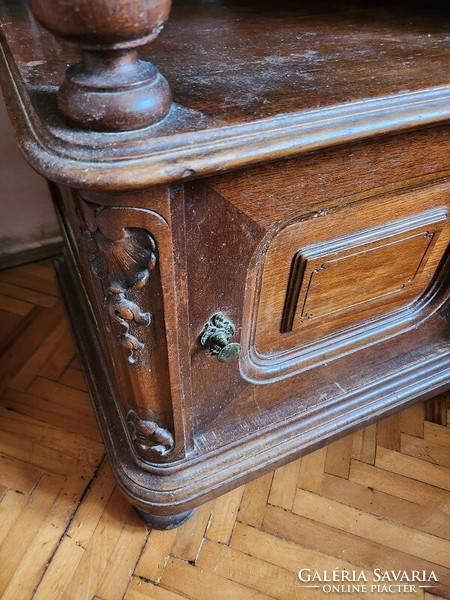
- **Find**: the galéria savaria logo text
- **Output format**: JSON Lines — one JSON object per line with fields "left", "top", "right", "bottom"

{"left": 298, "top": 569, "right": 439, "bottom": 594}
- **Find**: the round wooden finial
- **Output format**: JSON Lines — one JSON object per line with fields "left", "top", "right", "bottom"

{"left": 28, "top": 0, "right": 172, "bottom": 131}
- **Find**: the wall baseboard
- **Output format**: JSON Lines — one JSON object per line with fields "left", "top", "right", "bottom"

{"left": 0, "top": 241, "right": 63, "bottom": 271}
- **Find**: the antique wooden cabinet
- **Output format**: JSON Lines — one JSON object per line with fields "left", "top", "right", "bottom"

{"left": 0, "top": 0, "right": 449, "bottom": 528}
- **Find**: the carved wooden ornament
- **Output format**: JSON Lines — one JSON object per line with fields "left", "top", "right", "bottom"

{"left": 79, "top": 200, "right": 157, "bottom": 365}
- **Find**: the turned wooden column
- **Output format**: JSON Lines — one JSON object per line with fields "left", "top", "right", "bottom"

{"left": 28, "top": 0, "right": 172, "bottom": 131}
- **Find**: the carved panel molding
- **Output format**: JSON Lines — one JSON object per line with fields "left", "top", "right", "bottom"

{"left": 281, "top": 217, "right": 439, "bottom": 333}
{"left": 241, "top": 183, "right": 450, "bottom": 383}
{"left": 74, "top": 194, "right": 186, "bottom": 462}
{"left": 78, "top": 199, "right": 158, "bottom": 365}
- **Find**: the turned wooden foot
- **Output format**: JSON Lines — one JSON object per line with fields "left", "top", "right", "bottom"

{"left": 134, "top": 507, "right": 195, "bottom": 530}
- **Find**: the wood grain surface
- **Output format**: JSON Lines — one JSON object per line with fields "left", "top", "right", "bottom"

{"left": 1, "top": 0, "right": 450, "bottom": 189}
{"left": 0, "top": 262, "right": 449, "bottom": 599}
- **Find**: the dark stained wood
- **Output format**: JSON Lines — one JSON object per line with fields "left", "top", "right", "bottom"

{"left": 249, "top": 182, "right": 449, "bottom": 367}
{"left": 0, "top": 0, "right": 449, "bottom": 528}
{"left": 425, "top": 395, "right": 449, "bottom": 427}
{"left": 0, "top": 1, "right": 450, "bottom": 187}
{"left": 156, "top": 0, "right": 450, "bottom": 122}
{"left": 28, "top": 0, "right": 172, "bottom": 130}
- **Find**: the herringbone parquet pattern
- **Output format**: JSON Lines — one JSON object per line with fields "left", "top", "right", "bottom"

{"left": 0, "top": 263, "right": 449, "bottom": 600}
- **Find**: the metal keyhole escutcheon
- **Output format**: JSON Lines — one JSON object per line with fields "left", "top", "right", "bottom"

{"left": 200, "top": 312, "right": 241, "bottom": 363}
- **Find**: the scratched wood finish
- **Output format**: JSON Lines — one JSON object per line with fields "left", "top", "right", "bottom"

{"left": 1, "top": 0, "right": 450, "bottom": 528}
{"left": 1, "top": 1, "right": 450, "bottom": 188}
{"left": 0, "top": 264, "right": 449, "bottom": 598}
{"left": 185, "top": 163, "right": 450, "bottom": 440}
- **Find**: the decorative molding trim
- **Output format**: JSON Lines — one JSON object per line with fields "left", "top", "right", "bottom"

{"left": 127, "top": 409, "right": 174, "bottom": 457}
{"left": 2, "top": 25, "right": 450, "bottom": 192}
{"left": 55, "top": 248, "right": 450, "bottom": 513}
{"left": 280, "top": 211, "right": 443, "bottom": 334}
{"left": 240, "top": 188, "right": 450, "bottom": 383}
{"left": 79, "top": 199, "right": 157, "bottom": 365}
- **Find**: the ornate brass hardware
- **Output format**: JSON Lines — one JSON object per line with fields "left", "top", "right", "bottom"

{"left": 200, "top": 312, "right": 241, "bottom": 363}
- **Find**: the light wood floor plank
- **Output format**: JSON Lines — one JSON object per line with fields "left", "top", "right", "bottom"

{"left": 70, "top": 355, "right": 82, "bottom": 370}
{"left": 425, "top": 592, "right": 448, "bottom": 600}
{"left": 324, "top": 434, "right": 354, "bottom": 478}
{"left": 95, "top": 513, "right": 149, "bottom": 600}
{"left": 8, "top": 318, "right": 68, "bottom": 391}
{"left": 0, "top": 488, "right": 29, "bottom": 547}
{"left": 33, "top": 461, "right": 116, "bottom": 600}
{"left": 0, "top": 453, "right": 43, "bottom": 494}
{"left": 351, "top": 423, "right": 377, "bottom": 464}
{"left": 38, "top": 329, "right": 76, "bottom": 381}
{"left": 58, "top": 366, "right": 88, "bottom": 391}
{"left": 125, "top": 576, "right": 190, "bottom": 600}
{"left": 170, "top": 502, "right": 212, "bottom": 562}
{"left": 349, "top": 460, "right": 450, "bottom": 515}
{"left": 375, "top": 446, "right": 450, "bottom": 491}
{"left": 401, "top": 432, "right": 450, "bottom": 468}
{"left": 134, "top": 528, "right": 178, "bottom": 584}
{"left": 0, "top": 428, "right": 79, "bottom": 475}
{"left": 28, "top": 377, "right": 93, "bottom": 415}
{"left": 1, "top": 386, "right": 101, "bottom": 441}
{"left": 160, "top": 557, "right": 275, "bottom": 600}
{"left": 0, "top": 265, "right": 59, "bottom": 296}
{"left": 237, "top": 472, "right": 273, "bottom": 528}
{"left": 0, "top": 405, "right": 103, "bottom": 462}
{"left": 321, "top": 473, "right": 450, "bottom": 540}
{"left": 292, "top": 488, "right": 450, "bottom": 568}
{"left": 197, "top": 538, "right": 314, "bottom": 600}
{"left": 0, "top": 294, "right": 34, "bottom": 316}
{"left": 400, "top": 403, "right": 425, "bottom": 437}
{"left": 231, "top": 521, "right": 369, "bottom": 579}
{"left": 0, "top": 473, "right": 64, "bottom": 597}
{"left": 1, "top": 469, "right": 95, "bottom": 600}
{"left": 206, "top": 485, "right": 245, "bottom": 543}
{"left": 377, "top": 412, "right": 401, "bottom": 450}
{"left": 296, "top": 446, "right": 327, "bottom": 492}
{"left": 23, "top": 264, "right": 57, "bottom": 280}
{"left": 424, "top": 421, "right": 450, "bottom": 448}
{"left": 425, "top": 395, "right": 448, "bottom": 426}
{"left": 0, "top": 309, "right": 24, "bottom": 351}
{"left": 62, "top": 488, "right": 133, "bottom": 600}
{"left": 0, "top": 303, "right": 64, "bottom": 394}
{"left": 262, "top": 505, "right": 450, "bottom": 595}
{"left": 0, "top": 281, "right": 57, "bottom": 307}
{"left": 268, "top": 458, "right": 302, "bottom": 510}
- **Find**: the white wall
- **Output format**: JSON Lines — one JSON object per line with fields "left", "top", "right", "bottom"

{"left": 0, "top": 91, "right": 60, "bottom": 261}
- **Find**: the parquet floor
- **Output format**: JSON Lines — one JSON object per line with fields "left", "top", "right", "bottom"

{"left": 0, "top": 262, "right": 450, "bottom": 600}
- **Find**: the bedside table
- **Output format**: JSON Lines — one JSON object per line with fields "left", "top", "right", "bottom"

{"left": 1, "top": 0, "right": 449, "bottom": 529}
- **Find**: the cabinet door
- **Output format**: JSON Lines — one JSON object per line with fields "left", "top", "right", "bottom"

{"left": 242, "top": 181, "right": 450, "bottom": 382}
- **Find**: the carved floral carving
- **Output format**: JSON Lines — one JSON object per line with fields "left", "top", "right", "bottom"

{"left": 127, "top": 409, "right": 174, "bottom": 456}
{"left": 79, "top": 200, "right": 157, "bottom": 365}
{"left": 76, "top": 197, "right": 176, "bottom": 458}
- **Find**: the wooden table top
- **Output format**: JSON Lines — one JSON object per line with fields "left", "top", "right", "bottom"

{"left": 1, "top": 0, "right": 449, "bottom": 188}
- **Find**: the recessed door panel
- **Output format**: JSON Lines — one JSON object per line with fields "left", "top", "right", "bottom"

{"left": 241, "top": 181, "right": 450, "bottom": 382}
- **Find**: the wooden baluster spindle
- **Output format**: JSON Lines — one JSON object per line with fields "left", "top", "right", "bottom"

{"left": 28, "top": 0, "right": 172, "bottom": 131}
